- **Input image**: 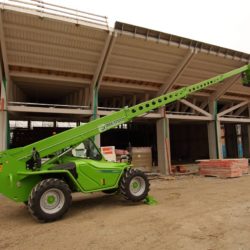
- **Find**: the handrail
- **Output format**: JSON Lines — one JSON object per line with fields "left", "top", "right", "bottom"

{"left": 0, "top": 0, "right": 109, "bottom": 29}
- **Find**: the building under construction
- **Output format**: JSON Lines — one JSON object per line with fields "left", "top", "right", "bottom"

{"left": 0, "top": 0, "right": 249, "bottom": 175}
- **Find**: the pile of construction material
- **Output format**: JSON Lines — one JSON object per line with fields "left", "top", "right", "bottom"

{"left": 131, "top": 147, "right": 152, "bottom": 172}
{"left": 198, "top": 159, "right": 249, "bottom": 178}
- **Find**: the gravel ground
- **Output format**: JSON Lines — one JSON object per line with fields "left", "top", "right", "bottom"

{"left": 1, "top": 174, "right": 250, "bottom": 250}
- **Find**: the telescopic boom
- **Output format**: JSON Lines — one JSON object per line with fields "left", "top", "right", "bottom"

{"left": 3, "top": 64, "right": 250, "bottom": 163}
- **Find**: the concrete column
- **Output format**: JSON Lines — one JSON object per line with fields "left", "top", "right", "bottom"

{"left": 247, "top": 125, "right": 250, "bottom": 157}
{"left": 215, "top": 120, "right": 223, "bottom": 159}
{"left": 247, "top": 104, "right": 250, "bottom": 157}
{"left": 93, "top": 114, "right": 101, "bottom": 148}
{"left": 156, "top": 117, "right": 171, "bottom": 175}
{"left": 241, "top": 124, "right": 249, "bottom": 158}
{"left": 0, "top": 111, "right": 7, "bottom": 151}
{"left": 208, "top": 101, "right": 223, "bottom": 159}
{"left": 73, "top": 92, "right": 78, "bottom": 105}
{"left": 122, "top": 96, "right": 126, "bottom": 107}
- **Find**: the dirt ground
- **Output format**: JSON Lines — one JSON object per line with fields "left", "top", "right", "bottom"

{"left": 1, "top": 174, "right": 250, "bottom": 250}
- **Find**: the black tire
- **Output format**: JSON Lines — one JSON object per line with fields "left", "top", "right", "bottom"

{"left": 28, "top": 178, "right": 72, "bottom": 222}
{"left": 102, "top": 188, "right": 118, "bottom": 194}
{"left": 120, "top": 168, "right": 150, "bottom": 202}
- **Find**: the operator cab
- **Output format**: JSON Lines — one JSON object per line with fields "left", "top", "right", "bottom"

{"left": 49, "top": 139, "right": 103, "bottom": 178}
{"left": 71, "top": 139, "right": 102, "bottom": 161}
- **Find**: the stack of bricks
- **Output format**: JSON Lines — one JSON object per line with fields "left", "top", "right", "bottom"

{"left": 198, "top": 159, "right": 249, "bottom": 178}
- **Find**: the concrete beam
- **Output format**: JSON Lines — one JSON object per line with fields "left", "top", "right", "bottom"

{"left": 102, "top": 81, "right": 158, "bottom": 92}
{"left": 218, "top": 117, "right": 250, "bottom": 123}
{"left": 157, "top": 49, "right": 196, "bottom": 95}
{"left": 8, "top": 105, "right": 93, "bottom": 116}
{"left": 166, "top": 114, "right": 212, "bottom": 121}
{"left": 97, "top": 110, "right": 162, "bottom": 119}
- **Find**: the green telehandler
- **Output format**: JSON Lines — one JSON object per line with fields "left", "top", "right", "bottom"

{"left": 0, "top": 64, "right": 250, "bottom": 222}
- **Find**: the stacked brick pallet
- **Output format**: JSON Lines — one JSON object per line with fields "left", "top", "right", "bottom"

{"left": 198, "top": 159, "right": 249, "bottom": 178}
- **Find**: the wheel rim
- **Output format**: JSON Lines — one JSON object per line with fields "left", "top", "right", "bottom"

{"left": 40, "top": 188, "right": 65, "bottom": 214}
{"left": 129, "top": 176, "right": 146, "bottom": 196}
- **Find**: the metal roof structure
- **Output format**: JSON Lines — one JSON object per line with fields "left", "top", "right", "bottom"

{"left": 0, "top": 0, "right": 249, "bottom": 122}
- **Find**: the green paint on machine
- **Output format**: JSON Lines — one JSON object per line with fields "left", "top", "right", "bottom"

{"left": 0, "top": 64, "right": 249, "bottom": 222}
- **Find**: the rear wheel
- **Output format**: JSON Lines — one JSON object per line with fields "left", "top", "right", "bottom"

{"left": 28, "top": 178, "right": 72, "bottom": 222}
{"left": 120, "top": 168, "right": 150, "bottom": 202}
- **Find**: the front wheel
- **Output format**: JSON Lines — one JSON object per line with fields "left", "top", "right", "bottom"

{"left": 120, "top": 169, "right": 150, "bottom": 202}
{"left": 28, "top": 178, "right": 72, "bottom": 222}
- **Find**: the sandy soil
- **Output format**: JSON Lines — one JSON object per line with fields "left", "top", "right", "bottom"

{"left": 1, "top": 175, "right": 250, "bottom": 250}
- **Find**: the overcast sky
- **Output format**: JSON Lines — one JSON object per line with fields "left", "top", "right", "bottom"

{"left": 46, "top": 0, "right": 250, "bottom": 53}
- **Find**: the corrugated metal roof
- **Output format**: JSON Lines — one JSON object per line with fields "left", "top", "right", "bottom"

{"left": 0, "top": 1, "right": 249, "bottom": 112}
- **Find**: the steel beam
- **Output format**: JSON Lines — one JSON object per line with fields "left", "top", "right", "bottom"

{"left": 210, "top": 75, "right": 240, "bottom": 101}
{"left": 234, "top": 105, "right": 248, "bottom": 116}
{"left": 218, "top": 101, "right": 249, "bottom": 117}
{"left": 96, "top": 32, "right": 117, "bottom": 90}
{"left": 89, "top": 31, "right": 112, "bottom": 106}
{"left": 200, "top": 101, "right": 208, "bottom": 110}
{"left": 179, "top": 99, "right": 212, "bottom": 118}
{"left": 157, "top": 49, "right": 195, "bottom": 95}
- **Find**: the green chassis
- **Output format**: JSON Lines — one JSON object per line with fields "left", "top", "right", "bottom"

{"left": 0, "top": 147, "right": 130, "bottom": 203}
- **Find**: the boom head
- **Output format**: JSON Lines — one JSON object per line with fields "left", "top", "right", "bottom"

{"left": 241, "top": 69, "right": 250, "bottom": 87}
